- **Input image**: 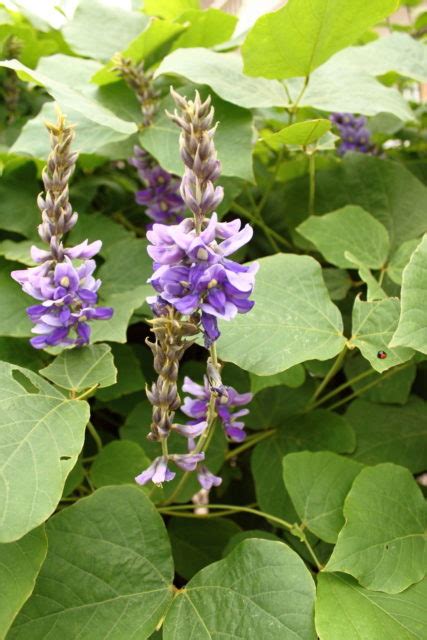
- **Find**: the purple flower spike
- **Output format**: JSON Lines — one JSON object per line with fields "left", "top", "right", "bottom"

{"left": 135, "top": 456, "right": 176, "bottom": 486}
{"left": 197, "top": 465, "right": 222, "bottom": 490}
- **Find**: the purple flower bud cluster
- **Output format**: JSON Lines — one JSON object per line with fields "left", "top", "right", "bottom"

{"left": 130, "top": 146, "right": 186, "bottom": 225}
{"left": 330, "top": 113, "right": 374, "bottom": 155}
{"left": 147, "top": 212, "right": 258, "bottom": 345}
{"left": 11, "top": 115, "right": 112, "bottom": 349}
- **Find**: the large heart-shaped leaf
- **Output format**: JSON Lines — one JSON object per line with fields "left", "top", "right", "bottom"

{"left": 326, "top": 463, "right": 427, "bottom": 593}
{"left": 242, "top": 0, "right": 397, "bottom": 79}
{"left": 217, "top": 254, "right": 346, "bottom": 375}
{"left": 163, "top": 539, "right": 316, "bottom": 640}
{"left": 0, "top": 526, "right": 47, "bottom": 638}
{"left": 0, "top": 362, "right": 89, "bottom": 542}
{"left": 316, "top": 573, "right": 427, "bottom": 640}
{"left": 9, "top": 486, "right": 174, "bottom": 639}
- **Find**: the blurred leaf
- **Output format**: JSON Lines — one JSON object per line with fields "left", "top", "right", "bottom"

{"left": 242, "top": 0, "right": 397, "bottom": 78}
{"left": 0, "top": 260, "right": 32, "bottom": 337}
{"left": 0, "top": 526, "right": 47, "bottom": 638}
{"left": 322, "top": 268, "right": 352, "bottom": 301}
{"left": 172, "top": 9, "right": 237, "bottom": 50}
{"left": 0, "top": 162, "right": 39, "bottom": 237}
{"left": 168, "top": 517, "right": 241, "bottom": 580}
{"left": 326, "top": 463, "right": 427, "bottom": 593}
{"left": 390, "top": 234, "right": 427, "bottom": 355}
{"left": 154, "top": 48, "right": 288, "bottom": 109}
{"left": 283, "top": 451, "right": 363, "bottom": 542}
{"left": 144, "top": 0, "right": 200, "bottom": 19}
{"left": 10, "top": 487, "right": 174, "bottom": 638}
{"left": 90, "top": 440, "right": 151, "bottom": 488}
{"left": 316, "top": 573, "right": 427, "bottom": 640}
{"left": 217, "top": 254, "right": 346, "bottom": 375}
{"left": 298, "top": 206, "right": 390, "bottom": 269}
{"left": 249, "top": 365, "right": 306, "bottom": 394}
{"left": 39, "top": 344, "right": 117, "bottom": 392}
{"left": 96, "top": 343, "right": 145, "bottom": 401}
{"left": 0, "top": 240, "right": 35, "bottom": 265}
{"left": 349, "top": 296, "right": 414, "bottom": 371}
{"left": 345, "top": 397, "right": 427, "bottom": 473}
{"left": 387, "top": 238, "right": 420, "bottom": 285}
{"left": 0, "top": 362, "right": 89, "bottom": 542}
{"left": 62, "top": 0, "right": 148, "bottom": 61}
{"left": 163, "top": 539, "right": 316, "bottom": 640}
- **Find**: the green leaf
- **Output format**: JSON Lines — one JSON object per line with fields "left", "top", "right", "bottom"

{"left": 0, "top": 240, "right": 35, "bottom": 265}
{"left": 154, "top": 48, "right": 288, "bottom": 109}
{"left": 242, "top": 0, "right": 397, "bottom": 79}
{"left": 322, "top": 268, "right": 352, "bottom": 301}
{"left": 141, "top": 91, "right": 254, "bottom": 181}
{"left": 0, "top": 527, "right": 47, "bottom": 638}
{"left": 283, "top": 451, "right": 363, "bottom": 543}
{"left": 326, "top": 463, "right": 427, "bottom": 593}
{"left": 344, "top": 353, "right": 416, "bottom": 405}
{"left": 223, "top": 530, "right": 281, "bottom": 556}
{"left": 349, "top": 296, "right": 414, "bottom": 371}
{"left": 96, "top": 344, "right": 145, "bottom": 401}
{"left": 9, "top": 487, "right": 174, "bottom": 639}
{"left": 328, "top": 32, "right": 427, "bottom": 83}
{"left": 168, "top": 517, "right": 241, "bottom": 580}
{"left": 39, "top": 344, "right": 117, "bottom": 393}
{"left": 249, "top": 365, "right": 306, "bottom": 394}
{"left": 92, "top": 18, "right": 186, "bottom": 86}
{"left": 0, "top": 362, "right": 89, "bottom": 542}
{"left": 297, "top": 206, "right": 390, "bottom": 269}
{"left": 68, "top": 212, "right": 134, "bottom": 256}
{"left": 345, "top": 397, "right": 427, "bottom": 473}
{"left": 90, "top": 440, "right": 151, "bottom": 488}
{"left": 163, "top": 539, "right": 316, "bottom": 640}
{"left": 390, "top": 234, "right": 427, "bottom": 355}
{"left": 98, "top": 237, "right": 152, "bottom": 296}
{"left": 0, "top": 337, "right": 48, "bottom": 372}
{"left": 246, "top": 382, "right": 315, "bottom": 430}
{"left": 172, "top": 9, "right": 237, "bottom": 49}
{"left": 387, "top": 238, "right": 420, "bottom": 285}
{"left": 316, "top": 573, "right": 427, "bottom": 640}
{"left": 144, "top": 0, "right": 199, "bottom": 19}
{"left": 3, "top": 58, "right": 137, "bottom": 158}
{"left": 264, "top": 119, "right": 331, "bottom": 147}
{"left": 62, "top": 0, "right": 148, "bottom": 61}
{"left": 91, "top": 286, "right": 149, "bottom": 343}
{"left": 0, "top": 163, "right": 39, "bottom": 237}
{"left": 252, "top": 409, "right": 355, "bottom": 522}
{"left": 217, "top": 254, "right": 346, "bottom": 375}
{"left": 0, "top": 260, "right": 32, "bottom": 337}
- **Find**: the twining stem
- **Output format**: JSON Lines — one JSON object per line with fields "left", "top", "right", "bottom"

{"left": 157, "top": 503, "right": 322, "bottom": 569}
{"left": 308, "top": 345, "right": 348, "bottom": 405}
{"left": 224, "top": 429, "right": 275, "bottom": 460}
{"left": 327, "top": 362, "right": 412, "bottom": 411}
{"left": 308, "top": 152, "right": 316, "bottom": 216}
{"left": 86, "top": 421, "right": 103, "bottom": 453}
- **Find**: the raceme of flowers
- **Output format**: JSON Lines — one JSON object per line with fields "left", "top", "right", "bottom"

{"left": 11, "top": 114, "right": 113, "bottom": 349}
{"left": 330, "top": 112, "right": 374, "bottom": 155}
{"left": 135, "top": 88, "right": 256, "bottom": 491}
{"left": 130, "top": 146, "right": 186, "bottom": 225}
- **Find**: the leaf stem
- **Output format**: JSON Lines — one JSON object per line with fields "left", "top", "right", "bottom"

{"left": 308, "top": 367, "right": 376, "bottom": 410}
{"left": 231, "top": 202, "right": 292, "bottom": 249}
{"left": 74, "top": 384, "right": 99, "bottom": 401}
{"left": 308, "top": 151, "right": 316, "bottom": 216}
{"left": 86, "top": 421, "right": 103, "bottom": 453}
{"left": 224, "top": 429, "right": 275, "bottom": 460}
{"left": 309, "top": 345, "right": 348, "bottom": 405}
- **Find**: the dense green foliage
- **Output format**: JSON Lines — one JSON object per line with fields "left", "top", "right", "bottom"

{"left": 0, "top": 0, "right": 426, "bottom": 638}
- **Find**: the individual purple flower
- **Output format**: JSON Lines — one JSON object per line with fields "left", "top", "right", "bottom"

{"left": 197, "top": 465, "right": 222, "bottom": 490}
{"left": 181, "top": 375, "right": 252, "bottom": 442}
{"left": 171, "top": 452, "right": 205, "bottom": 471}
{"left": 135, "top": 456, "right": 176, "bottom": 486}
{"left": 330, "top": 113, "right": 374, "bottom": 155}
{"left": 131, "top": 146, "right": 186, "bottom": 225}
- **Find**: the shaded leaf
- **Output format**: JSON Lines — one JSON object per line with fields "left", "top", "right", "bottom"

{"left": 249, "top": 365, "right": 306, "bottom": 394}
{"left": 90, "top": 440, "right": 151, "bottom": 488}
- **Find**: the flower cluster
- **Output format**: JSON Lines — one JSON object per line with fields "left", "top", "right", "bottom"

{"left": 330, "top": 113, "right": 374, "bottom": 155}
{"left": 11, "top": 114, "right": 113, "bottom": 349}
{"left": 182, "top": 376, "right": 253, "bottom": 444}
{"left": 130, "top": 146, "right": 185, "bottom": 225}
{"left": 135, "top": 89, "right": 256, "bottom": 491}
